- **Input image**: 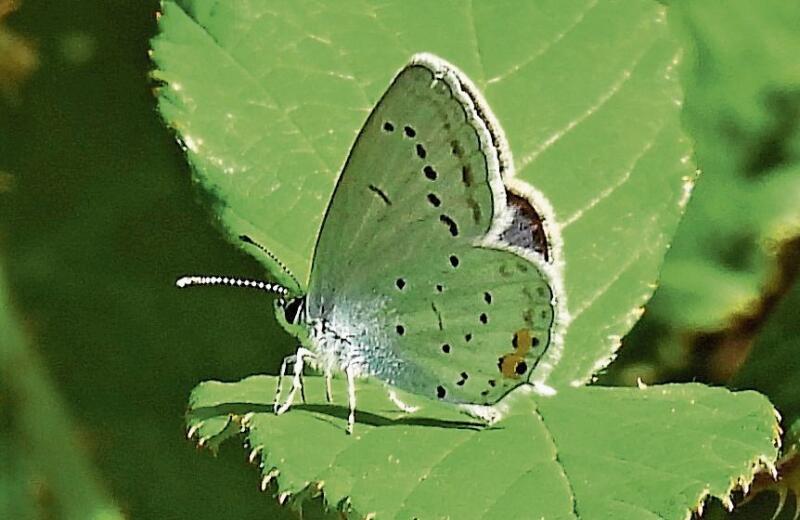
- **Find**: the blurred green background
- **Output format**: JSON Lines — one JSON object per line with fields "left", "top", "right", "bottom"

{"left": 1, "top": 1, "right": 295, "bottom": 518}
{"left": 1, "top": 1, "right": 798, "bottom": 519}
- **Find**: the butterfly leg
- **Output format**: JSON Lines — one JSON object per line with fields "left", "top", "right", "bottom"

{"left": 274, "top": 347, "right": 316, "bottom": 416}
{"left": 387, "top": 389, "right": 419, "bottom": 414}
{"left": 345, "top": 365, "right": 357, "bottom": 435}
{"left": 325, "top": 371, "right": 333, "bottom": 403}
{"left": 273, "top": 354, "right": 294, "bottom": 413}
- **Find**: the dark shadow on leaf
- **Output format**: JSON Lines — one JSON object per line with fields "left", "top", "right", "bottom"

{"left": 190, "top": 402, "right": 485, "bottom": 431}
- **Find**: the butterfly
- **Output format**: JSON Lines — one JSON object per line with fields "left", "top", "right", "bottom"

{"left": 178, "top": 53, "right": 564, "bottom": 434}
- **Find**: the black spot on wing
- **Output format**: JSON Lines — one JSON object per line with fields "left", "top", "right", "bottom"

{"left": 431, "top": 303, "right": 443, "bottom": 331}
{"left": 439, "top": 214, "right": 459, "bottom": 236}
{"left": 368, "top": 184, "right": 391, "bottom": 205}
{"left": 423, "top": 165, "right": 438, "bottom": 180}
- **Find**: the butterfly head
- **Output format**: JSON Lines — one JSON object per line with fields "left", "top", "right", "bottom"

{"left": 274, "top": 295, "right": 311, "bottom": 344}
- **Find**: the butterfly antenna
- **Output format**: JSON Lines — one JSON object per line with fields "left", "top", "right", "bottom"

{"left": 175, "top": 275, "right": 289, "bottom": 305}
{"left": 239, "top": 234, "right": 300, "bottom": 288}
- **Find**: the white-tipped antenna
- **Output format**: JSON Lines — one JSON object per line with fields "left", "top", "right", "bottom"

{"left": 176, "top": 275, "right": 289, "bottom": 305}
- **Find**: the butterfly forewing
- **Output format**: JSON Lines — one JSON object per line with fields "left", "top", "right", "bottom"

{"left": 307, "top": 60, "right": 554, "bottom": 405}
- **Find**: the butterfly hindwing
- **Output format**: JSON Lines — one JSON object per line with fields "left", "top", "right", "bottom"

{"left": 306, "top": 59, "right": 554, "bottom": 404}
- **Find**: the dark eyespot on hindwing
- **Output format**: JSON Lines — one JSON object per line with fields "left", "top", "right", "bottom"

{"left": 395, "top": 278, "right": 406, "bottom": 290}
{"left": 465, "top": 333, "right": 472, "bottom": 343}
{"left": 424, "top": 165, "right": 438, "bottom": 180}
{"left": 483, "top": 292, "right": 492, "bottom": 304}
{"left": 435, "top": 284, "right": 444, "bottom": 292}
{"left": 415, "top": 143, "right": 427, "bottom": 159}
{"left": 436, "top": 385, "right": 446, "bottom": 399}
{"left": 427, "top": 193, "right": 441, "bottom": 207}
{"left": 479, "top": 313, "right": 488, "bottom": 324}
{"left": 404, "top": 125, "right": 416, "bottom": 138}
{"left": 439, "top": 214, "right": 459, "bottom": 236}
{"left": 498, "top": 351, "right": 527, "bottom": 379}
{"left": 383, "top": 121, "right": 394, "bottom": 132}
{"left": 441, "top": 343, "right": 451, "bottom": 353}
{"left": 449, "top": 255, "right": 459, "bottom": 268}
{"left": 396, "top": 325, "right": 405, "bottom": 336}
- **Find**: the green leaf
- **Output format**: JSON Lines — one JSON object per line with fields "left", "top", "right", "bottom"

{"left": 638, "top": 0, "right": 800, "bottom": 337}
{"left": 151, "top": 0, "right": 693, "bottom": 383}
{"left": 153, "top": 2, "right": 781, "bottom": 517}
{"left": 188, "top": 376, "right": 778, "bottom": 519}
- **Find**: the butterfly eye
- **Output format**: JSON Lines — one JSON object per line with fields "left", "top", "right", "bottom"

{"left": 282, "top": 297, "right": 306, "bottom": 325}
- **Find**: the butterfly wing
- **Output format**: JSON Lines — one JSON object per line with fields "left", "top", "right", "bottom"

{"left": 306, "top": 56, "right": 555, "bottom": 404}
